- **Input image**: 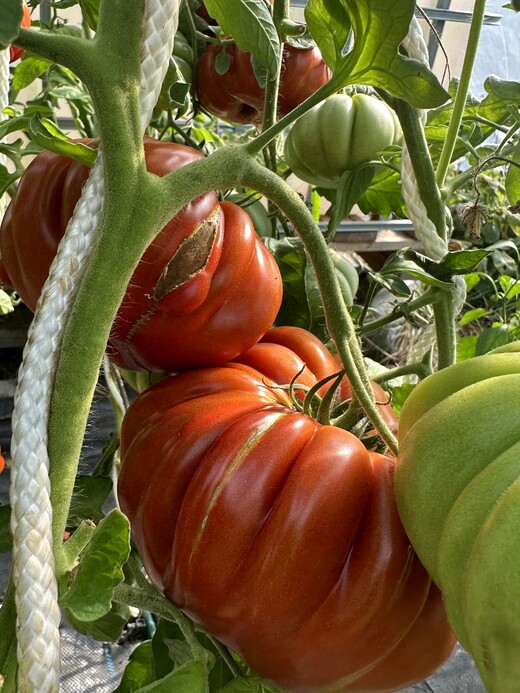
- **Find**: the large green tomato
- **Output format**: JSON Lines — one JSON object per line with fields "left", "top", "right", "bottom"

{"left": 284, "top": 93, "right": 401, "bottom": 188}
{"left": 395, "top": 343, "right": 520, "bottom": 693}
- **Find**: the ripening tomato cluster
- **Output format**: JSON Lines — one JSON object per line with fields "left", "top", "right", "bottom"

{"left": 0, "top": 6, "right": 455, "bottom": 689}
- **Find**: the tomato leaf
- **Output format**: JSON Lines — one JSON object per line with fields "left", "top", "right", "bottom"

{"left": 79, "top": 0, "right": 100, "bottom": 30}
{"left": 0, "top": 288, "right": 15, "bottom": 315}
{"left": 476, "top": 324, "right": 512, "bottom": 355}
{"left": 203, "top": 0, "right": 280, "bottom": 77}
{"left": 28, "top": 115, "right": 97, "bottom": 166}
{"left": 378, "top": 250, "right": 452, "bottom": 290}
{"left": 130, "top": 661, "right": 207, "bottom": 693}
{"left": 331, "top": 0, "right": 448, "bottom": 109}
{"left": 11, "top": 57, "right": 53, "bottom": 94}
{"left": 326, "top": 165, "right": 376, "bottom": 238}
{"left": 0, "top": 0, "right": 23, "bottom": 51}
{"left": 458, "top": 307, "right": 491, "bottom": 327}
{"left": 505, "top": 138, "right": 520, "bottom": 208}
{"left": 115, "top": 641, "right": 156, "bottom": 692}
{"left": 457, "top": 335, "right": 478, "bottom": 361}
{"left": 64, "top": 601, "right": 131, "bottom": 642}
{"left": 60, "top": 508, "right": 131, "bottom": 622}
{"left": 357, "top": 168, "right": 407, "bottom": 218}
{"left": 304, "top": 0, "right": 350, "bottom": 70}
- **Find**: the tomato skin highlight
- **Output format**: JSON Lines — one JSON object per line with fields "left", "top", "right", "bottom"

{"left": 0, "top": 140, "right": 282, "bottom": 373}
{"left": 196, "top": 42, "right": 331, "bottom": 124}
{"left": 9, "top": 2, "right": 31, "bottom": 63}
{"left": 119, "top": 327, "right": 455, "bottom": 692}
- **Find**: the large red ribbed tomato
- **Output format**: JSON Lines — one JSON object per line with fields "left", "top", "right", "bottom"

{"left": 118, "top": 326, "right": 455, "bottom": 692}
{"left": 9, "top": 2, "right": 31, "bottom": 63}
{"left": 196, "top": 43, "right": 331, "bottom": 124}
{"left": 0, "top": 139, "right": 282, "bottom": 372}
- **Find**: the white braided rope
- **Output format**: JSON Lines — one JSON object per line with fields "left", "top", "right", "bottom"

{"left": 9, "top": 2, "right": 179, "bottom": 691}
{"left": 0, "top": 49, "right": 10, "bottom": 221}
{"left": 400, "top": 17, "right": 466, "bottom": 361}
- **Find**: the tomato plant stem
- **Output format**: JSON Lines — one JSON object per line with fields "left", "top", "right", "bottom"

{"left": 359, "top": 286, "right": 443, "bottom": 337}
{"left": 0, "top": 571, "right": 17, "bottom": 687}
{"left": 386, "top": 96, "right": 447, "bottom": 245}
{"left": 435, "top": 0, "right": 487, "bottom": 189}
{"left": 433, "top": 291, "right": 457, "bottom": 369}
{"left": 114, "top": 582, "right": 211, "bottom": 666}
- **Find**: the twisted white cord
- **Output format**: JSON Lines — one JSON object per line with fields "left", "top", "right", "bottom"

{"left": 400, "top": 17, "right": 466, "bottom": 362}
{"left": 0, "top": 49, "right": 10, "bottom": 221}
{"left": 9, "top": 2, "right": 179, "bottom": 691}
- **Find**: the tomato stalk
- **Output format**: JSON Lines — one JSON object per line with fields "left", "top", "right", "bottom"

{"left": 435, "top": 0, "right": 487, "bottom": 189}
{"left": 358, "top": 286, "right": 444, "bottom": 337}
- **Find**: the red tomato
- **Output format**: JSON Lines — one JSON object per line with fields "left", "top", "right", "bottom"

{"left": 118, "top": 327, "right": 455, "bottom": 691}
{"left": 0, "top": 447, "right": 5, "bottom": 474}
{"left": 0, "top": 139, "right": 282, "bottom": 372}
{"left": 196, "top": 42, "right": 331, "bottom": 124}
{"left": 9, "top": 2, "right": 31, "bottom": 63}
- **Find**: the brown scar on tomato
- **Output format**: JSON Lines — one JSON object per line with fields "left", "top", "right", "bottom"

{"left": 153, "top": 208, "right": 220, "bottom": 301}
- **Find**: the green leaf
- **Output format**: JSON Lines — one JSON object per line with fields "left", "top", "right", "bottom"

{"left": 0, "top": 0, "right": 23, "bottom": 51}
{"left": 218, "top": 678, "right": 264, "bottom": 692}
{"left": 326, "top": 165, "right": 376, "bottom": 238}
{"left": 457, "top": 335, "right": 478, "bottom": 361}
{"left": 67, "top": 475, "right": 113, "bottom": 528}
{"left": 28, "top": 115, "right": 97, "bottom": 165}
{"left": 115, "top": 641, "right": 155, "bottom": 693}
{"left": 498, "top": 275, "right": 520, "bottom": 298}
{"left": 388, "top": 383, "right": 415, "bottom": 417}
{"left": 435, "top": 249, "right": 489, "bottom": 278}
{"left": 64, "top": 601, "right": 130, "bottom": 642}
{"left": 0, "top": 504, "right": 11, "bottom": 554}
{"left": 203, "top": 0, "right": 280, "bottom": 76}
{"left": 505, "top": 138, "right": 520, "bottom": 208}
{"left": 60, "top": 509, "right": 131, "bottom": 622}
{"left": 357, "top": 168, "right": 406, "bottom": 218}
{"left": 370, "top": 271, "right": 411, "bottom": 298}
{"left": 79, "top": 0, "right": 100, "bottom": 30}
{"left": 0, "top": 289, "right": 14, "bottom": 315}
{"left": 464, "top": 272, "right": 482, "bottom": 293}
{"left": 135, "top": 661, "right": 207, "bottom": 693}
{"left": 331, "top": 0, "right": 448, "bottom": 108}
{"left": 11, "top": 57, "right": 53, "bottom": 94}
{"left": 458, "top": 307, "right": 491, "bottom": 326}
{"left": 304, "top": 0, "right": 350, "bottom": 70}
{"left": 379, "top": 249, "right": 452, "bottom": 290}
{"left": 476, "top": 324, "right": 511, "bottom": 355}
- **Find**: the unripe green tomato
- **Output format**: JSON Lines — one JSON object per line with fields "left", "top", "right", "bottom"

{"left": 395, "top": 343, "right": 520, "bottom": 693}
{"left": 330, "top": 248, "right": 359, "bottom": 306}
{"left": 227, "top": 194, "right": 273, "bottom": 238}
{"left": 284, "top": 93, "right": 401, "bottom": 188}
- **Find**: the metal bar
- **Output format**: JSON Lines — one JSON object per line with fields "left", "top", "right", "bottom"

{"left": 289, "top": 0, "right": 502, "bottom": 25}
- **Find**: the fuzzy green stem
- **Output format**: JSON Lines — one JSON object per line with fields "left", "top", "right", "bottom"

{"left": 61, "top": 521, "right": 97, "bottom": 573}
{"left": 435, "top": 0, "right": 487, "bottom": 188}
{"left": 113, "top": 583, "right": 209, "bottom": 665}
{"left": 387, "top": 95, "right": 448, "bottom": 244}
{"left": 433, "top": 290, "right": 457, "bottom": 369}
{"left": 372, "top": 361, "right": 432, "bottom": 384}
{"left": 48, "top": 0, "right": 148, "bottom": 575}
{"left": 0, "top": 572, "right": 17, "bottom": 687}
